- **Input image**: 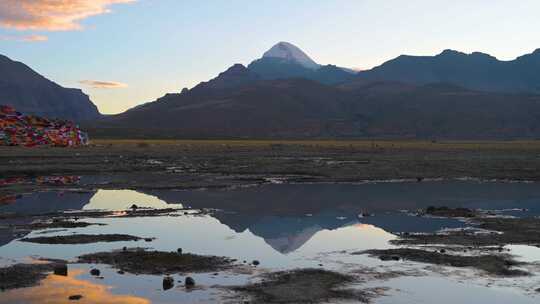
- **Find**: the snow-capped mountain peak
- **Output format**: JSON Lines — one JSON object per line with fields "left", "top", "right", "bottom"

{"left": 262, "top": 42, "right": 320, "bottom": 70}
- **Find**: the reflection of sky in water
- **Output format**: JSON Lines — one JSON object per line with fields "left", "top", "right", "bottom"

{"left": 0, "top": 269, "right": 150, "bottom": 304}
{"left": 367, "top": 276, "right": 539, "bottom": 304}
{"left": 83, "top": 190, "right": 184, "bottom": 211}
{"left": 0, "top": 215, "right": 395, "bottom": 269}
{"left": 507, "top": 245, "right": 540, "bottom": 263}
{"left": 0, "top": 265, "right": 252, "bottom": 304}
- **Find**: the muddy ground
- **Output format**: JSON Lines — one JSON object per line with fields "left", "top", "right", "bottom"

{"left": 0, "top": 261, "right": 67, "bottom": 290}
{"left": 16, "top": 219, "right": 105, "bottom": 230}
{"left": 78, "top": 248, "right": 235, "bottom": 275}
{"left": 358, "top": 248, "right": 527, "bottom": 276}
{"left": 1, "top": 140, "right": 540, "bottom": 197}
{"left": 20, "top": 234, "right": 145, "bottom": 244}
{"left": 232, "top": 268, "right": 374, "bottom": 304}
{"left": 396, "top": 214, "right": 540, "bottom": 247}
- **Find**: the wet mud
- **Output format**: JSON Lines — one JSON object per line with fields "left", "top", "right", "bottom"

{"left": 78, "top": 248, "right": 235, "bottom": 275}
{"left": 20, "top": 234, "right": 144, "bottom": 244}
{"left": 232, "top": 268, "right": 374, "bottom": 304}
{"left": 359, "top": 248, "right": 528, "bottom": 276}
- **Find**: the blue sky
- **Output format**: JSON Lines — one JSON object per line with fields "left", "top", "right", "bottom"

{"left": 1, "top": 0, "right": 540, "bottom": 114}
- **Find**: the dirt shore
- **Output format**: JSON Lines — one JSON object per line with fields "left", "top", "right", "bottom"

{"left": 20, "top": 234, "right": 145, "bottom": 244}
{"left": 358, "top": 248, "right": 528, "bottom": 276}
{"left": 78, "top": 248, "right": 235, "bottom": 274}
{"left": 232, "top": 268, "right": 372, "bottom": 303}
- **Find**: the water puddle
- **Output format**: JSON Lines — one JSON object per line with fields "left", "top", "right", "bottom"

{"left": 1, "top": 181, "right": 540, "bottom": 303}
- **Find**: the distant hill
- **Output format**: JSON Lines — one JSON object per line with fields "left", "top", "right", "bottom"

{"left": 94, "top": 78, "right": 351, "bottom": 138}
{"left": 0, "top": 54, "right": 100, "bottom": 121}
{"left": 343, "top": 82, "right": 540, "bottom": 139}
{"left": 356, "top": 49, "right": 540, "bottom": 94}
{"left": 90, "top": 78, "right": 540, "bottom": 139}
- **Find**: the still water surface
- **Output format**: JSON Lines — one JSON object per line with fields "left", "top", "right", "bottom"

{"left": 1, "top": 181, "right": 540, "bottom": 303}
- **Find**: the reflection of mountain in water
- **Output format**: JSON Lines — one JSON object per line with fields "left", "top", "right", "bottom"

{"left": 3, "top": 181, "right": 540, "bottom": 252}
{"left": 144, "top": 181, "right": 540, "bottom": 216}
{"left": 0, "top": 191, "right": 96, "bottom": 215}
{"left": 143, "top": 181, "right": 540, "bottom": 253}
{"left": 212, "top": 211, "right": 357, "bottom": 254}
{"left": 359, "top": 213, "right": 465, "bottom": 234}
{"left": 263, "top": 225, "right": 320, "bottom": 254}
{"left": 0, "top": 191, "right": 96, "bottom": 247}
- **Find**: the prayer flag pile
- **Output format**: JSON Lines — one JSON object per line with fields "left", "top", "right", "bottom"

{"left": 0, "top": 105, "right": 89, "bottom": 147}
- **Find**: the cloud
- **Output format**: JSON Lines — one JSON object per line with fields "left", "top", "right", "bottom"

{"left": 21, "top": 34, "right": 48, "bottom": 42}
{"left": 0, "top": 34, "right": 48, "bottom": 42}
{"left": 79, "top": 80, "right": 128, "bottom": 89}
{"left": 0, "top": 0, "right": 135, "bottom": 31}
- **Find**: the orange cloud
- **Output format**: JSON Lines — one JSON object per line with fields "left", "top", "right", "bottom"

{"left": 0, "top": 0, "right": 135, "bottom": 31}
{"left": 0, "top": 34, "right": 48, "bottom": 42}
{"left": 22, "top": 34, "right": 48, "bottom": 41}
{"left": 79, "top": 80, "right": 128, "bottom": 89}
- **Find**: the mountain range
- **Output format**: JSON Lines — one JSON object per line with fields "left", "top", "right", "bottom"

{"left": 0, "top": 55, "right": 100, "bottom": 121}
{"left": 357, "top": 49, "right": 540, "bottom": 93}
{"left": 91, "top": 42, "right": 540, "bottom": 139}
{"left": 4, "top": 42, "right": 540, "bottom": 138}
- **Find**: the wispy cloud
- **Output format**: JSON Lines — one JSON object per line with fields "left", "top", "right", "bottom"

{"left": 0, "top": 0, "right": 135, "bottom": 31}
{"left": 0, "top": 34, "right": 48, "bottom": 42}
{"left": 79, "top": 80, "right": 128, "bottom": 89}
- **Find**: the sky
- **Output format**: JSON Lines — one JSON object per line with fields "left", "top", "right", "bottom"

{"left": 1, "top": 0, "right": 540, "bottom": 114}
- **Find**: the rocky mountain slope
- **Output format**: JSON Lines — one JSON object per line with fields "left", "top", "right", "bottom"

{"left": 0, "top": 54, "right": 100, "bottom": 121}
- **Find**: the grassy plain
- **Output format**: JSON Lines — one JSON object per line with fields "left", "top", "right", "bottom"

{"left": 0, "top": 139, "right": 539, "bottom": 194}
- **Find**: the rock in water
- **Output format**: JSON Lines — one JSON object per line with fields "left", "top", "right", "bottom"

{"left": 163, "top": 276, "right": 174, "bottom": 290}
{"left": 68, "top": 295, "right": 83, "bottom": 301}
{"left": 185, "top": 276, "right": 195, "bottom": 288}
{"left": 90, "top": 268, "right": 100, "bottom": 276}
{"left": 53, "top": 264, "right": 68, "bottom": 276}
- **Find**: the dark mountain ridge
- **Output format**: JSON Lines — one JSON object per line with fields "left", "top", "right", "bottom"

{"left": 0, "top": 54, "right": 100, "bottom": 121}
{"left": 356, "top": 49, "right": 540, "bottom": 93}
{"left": 91, "top": 77, "right": 540, "bottom": 139}
{"left": 96, "top": 78, "right": 352, "bottom": 138}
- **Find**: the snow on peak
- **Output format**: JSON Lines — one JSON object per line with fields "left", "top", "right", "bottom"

{"left": 262, "top": 42, "right": 320, "bottom": 69}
